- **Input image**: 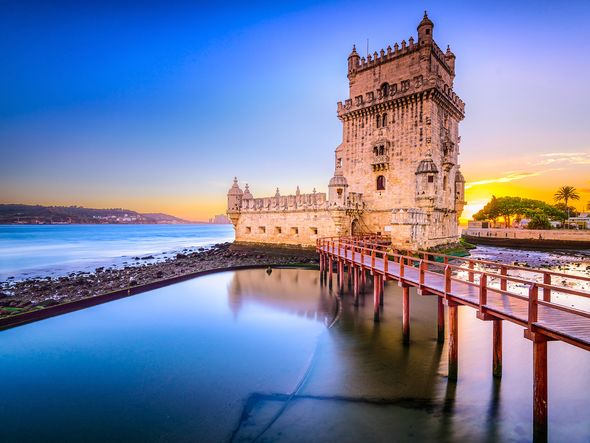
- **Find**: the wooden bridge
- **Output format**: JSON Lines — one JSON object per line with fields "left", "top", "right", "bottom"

{"left": 316, "top": 235, "right": 590, "bottom": 441}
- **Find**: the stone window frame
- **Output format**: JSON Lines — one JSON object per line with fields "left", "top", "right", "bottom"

{"left": 290, "top": 227, "right": 299, "bottom": 236}
{"left": 376, "top": 175, "right": 386, "bottom": 190}
{"left": 258, "top": 226, "right": 266, "bottom": 234}
{"left": 245, "top": 226, "right": 252, "bottom": 234}
{"left": 275, "top": 226, "right": 282, "bottom": 234}
{"left": 310, "top": 227, "right": 318, "bottom": 236}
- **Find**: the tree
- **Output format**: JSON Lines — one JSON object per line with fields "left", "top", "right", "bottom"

{"left": 527, "top": 210, "right": 551, "bottom": 230}
{"left": 473, "top": 196, "right": 566, "bottom": 227}
{"left": 553, "top": 186, "right": 580, "bottom": 219}
{"left": 554, "top": 202, "right": 579, "bottom": 219}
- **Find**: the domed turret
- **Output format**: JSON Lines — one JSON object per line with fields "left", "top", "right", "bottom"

{"left": 445, "top": 45, "right": 456, "bottom": 74}
{"left": 415, "top": 154, "right": 438, "bottom": 204}
{"left": 328, "top": 171, "right": 348, "bottom": 206}
{"left": 243, "top": 183, "right": 253, "bottom": 200}
{"left": 417, "top": 11, "right": 434, "bottom": 45}
{"left": 227, "top": 177, "right": 243, "bottom": 212}
{"left": 347, "top": 44, "right": 360, "bottom": 78}
{"left": 416, "top": 153, "right": 438, "bottom": 174}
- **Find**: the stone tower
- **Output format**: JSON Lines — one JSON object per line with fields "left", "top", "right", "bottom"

{"left": 227, "top": 12, "right": 465, "bottom": 250}
{"left": 335, "top": 11, "right": 466, "bottom": 248}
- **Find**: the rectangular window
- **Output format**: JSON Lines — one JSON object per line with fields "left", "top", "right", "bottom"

{"left": 245, "top": 226, "right": 251, "bottom": 234}
{"left": 290, "top": 227, "right": 299, "bottom": 235}
{"left": 310, "top": 227, "right": 318, "bottom": 236}
{"left": 428, "top": 175, "right": 434, "bottom": 183}
{"left": 275, "top": 226, "right": 282, "bottom": 234}
{"left": 258, "top": 226, "right": 266, "bottom": 234}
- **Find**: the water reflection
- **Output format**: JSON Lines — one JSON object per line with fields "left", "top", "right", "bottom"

{"left": 0, "top": 268, "right": 588, "bottom": 443}
{"left": 227, "top": 268, "right": 336, "bottom": 325}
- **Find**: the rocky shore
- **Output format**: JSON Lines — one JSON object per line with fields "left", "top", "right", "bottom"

{"left": 0, "top": 242, "right": 319, "bottom": 320}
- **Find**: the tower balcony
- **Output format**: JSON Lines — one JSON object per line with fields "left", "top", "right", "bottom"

{"left": 371, "top": 155, "right": 390, "bottom": 171}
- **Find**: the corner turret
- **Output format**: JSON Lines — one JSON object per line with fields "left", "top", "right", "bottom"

{"left": 417, "top": 11, "right": 434, "bottom": 45}
{"left": 347, "top": 45, "right": 360, "bottom": 80}
{"left": 227, "top": 177, "right": 243, "bottom": 226}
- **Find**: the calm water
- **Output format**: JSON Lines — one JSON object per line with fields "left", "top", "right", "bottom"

{"left": 1, "top": 268, "right": 588, "bottom": 442}
{"left": 0, "top": 224, "right": 235, "bottom": 281}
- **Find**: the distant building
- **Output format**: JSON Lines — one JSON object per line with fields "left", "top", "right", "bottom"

{"left": 228, "top": 12, "right": 466, "bottom": 249}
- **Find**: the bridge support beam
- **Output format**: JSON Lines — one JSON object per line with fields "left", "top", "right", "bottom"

{"left": 338, "top": 260, "right": 345, "bottom": 295}
{"left": 328, "top": 257, "right": 333, "bottom": 289}
{"left": 402, "top": 285, "right": 410, "bottom": 344}
{"left": 379, "top": 275, "right": 385, "bottom": 306}
{"left": 437, "top": 297, "right": 445, "bottom": 344}
{"left": 347, "top": 264, "right": 352, "bottom": 289}
{"left": 448, "top": 302, "right": 459, "bottom": 381}
{"left": 532, "top": 334, "right": 548, "bottom": 442}
{"left": 353, "top": 265, "right": 359, "bottom": 306}
{"left": 360, "top": 268, "right": 366, "bottom": 294}
{"left": 373, "top": 274, "right": 382, "bottom": 322}
{"left": 493, "top": 319, "right": 502, "bottom": 378}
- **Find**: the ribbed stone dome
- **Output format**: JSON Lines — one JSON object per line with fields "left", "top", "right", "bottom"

{"left": 227, "top": 177, "right": 243, "bottom": 195}
{"left": 418, "top": 11, "right": 433, "bottom": 29}
{"left": 329, "top": 174, "right": 348, "bottom": 187}
{"left": 415, "top": 154, "right": 438, "bottom": 174}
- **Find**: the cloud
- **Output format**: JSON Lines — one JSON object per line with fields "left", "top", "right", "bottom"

{"left": 537, "top": 152, "right": 590, "bottom": 166}
{"left": 465, "top": 171, "right": 543, "bottom": 190}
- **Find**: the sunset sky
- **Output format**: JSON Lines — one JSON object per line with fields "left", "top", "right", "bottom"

{"left": 1, "top": 0, "right": 589, "bottom": 221}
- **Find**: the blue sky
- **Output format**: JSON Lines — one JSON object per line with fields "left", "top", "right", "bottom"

{"left": 1, "top": 0, "right": 589, "bottom": 219}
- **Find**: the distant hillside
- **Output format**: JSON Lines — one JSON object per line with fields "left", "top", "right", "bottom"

{"left": 0, "top": 204, "right": 193, "bottom": 225}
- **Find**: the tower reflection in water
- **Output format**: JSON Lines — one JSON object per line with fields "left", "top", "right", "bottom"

{"left": 227, "top": 268, "right": 590, "bottom": 442}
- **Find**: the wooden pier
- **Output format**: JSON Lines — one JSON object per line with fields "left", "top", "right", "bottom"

{"left": 317, "top": 235, "right": 590, "bottom": 441}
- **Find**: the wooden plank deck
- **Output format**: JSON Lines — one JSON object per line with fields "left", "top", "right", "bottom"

{"left": 320, "top": 243, "right": 590, "bottom": 352}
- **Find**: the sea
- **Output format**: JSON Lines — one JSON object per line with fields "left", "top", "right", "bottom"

{"left": 0, "top": 224, "right": 235, "bottom": 281}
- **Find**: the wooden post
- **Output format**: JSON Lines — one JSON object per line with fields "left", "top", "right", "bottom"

{"left": 500, "top": 266, "right": 507, "bottom": 292}
{"left": 437, "top": 296, "right": 445, "bottom": 344}
{"left": 479, "top": 273, "right": 488, "bottom": 310}
{"left": 543, "top": 273, "right": 551, "bottom": 302}
{"left": 371, "top": 250, "right": 376, "bottom": 268}
{"left": 347, "top": 262, "right": 352, "bottom": 289}
{"left": 379, "top": 273, "right": 385, "bottom": 306}
{"left": 444, "top": 265, "right": 452, "bottom": 295}
{"left": 419, "top": 259, "right": 425, "bottom": 287}
{"left": 448, "top": 303, "right": 458, "bottom": 381}
{"left": 328, "top": 256, "right": 333, "bottom": 289}
{"left": 373, "top": 274, "right": 381, "bottom": 322}
{"left": 384, "top": 253, "right": 389, "bottom": 274}
{"left": 400, "top": 257, "right": 405, "bottom": 280}
{"left": 402, "top": 285, "right": 410, "bottom": 344}
{"left": 533, "top": 337, "right": 548, "bottom": 441}
{"left": 492, "top": 319, "right": 502, "bottom": 378}
{"left": 468, "top": 260, "right": 474, "bottom": 283}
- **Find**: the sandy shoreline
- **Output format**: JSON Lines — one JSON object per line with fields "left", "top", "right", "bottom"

{"left": 0, "top": 242, "right": 318, "bottom": 320}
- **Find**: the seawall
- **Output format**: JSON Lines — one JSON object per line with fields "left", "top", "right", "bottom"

{"left": 463, "top": 228, "right": 590, "bottom": 249}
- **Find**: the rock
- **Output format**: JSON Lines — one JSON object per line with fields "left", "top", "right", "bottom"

{"left": 176, "top": 253, "right": 188, "bottom": 259}
{"left": 41, "top": 299, "right": 59, "bottom": 307}
{"left": 156, "top": 271, "right": 164, "bottom": 278}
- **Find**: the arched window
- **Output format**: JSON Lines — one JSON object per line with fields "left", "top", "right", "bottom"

{"left": 443, "top": 176, "right": 447, "bottom": 190}
{"left": 376, "top": 175, "right": 385, "bottom": 190}
{"left": 382, "top": 113, "right": 388, "bottom": 127}
{"left": 376, "top": 114, "right": 381, "bottom": 128}
{"left": 381, "top": 83, "right": 389, "bottom": 97}
{"left": 379, "top": 145, "right": 385, "bottom": 156}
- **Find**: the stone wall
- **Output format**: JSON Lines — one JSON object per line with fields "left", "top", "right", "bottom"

{"left": 234, "top": 210, "right": 339, "bottom": 247}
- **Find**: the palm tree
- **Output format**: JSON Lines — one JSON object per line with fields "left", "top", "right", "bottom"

{"left": 554, "top": 185, "right": 580, "bottom": 223}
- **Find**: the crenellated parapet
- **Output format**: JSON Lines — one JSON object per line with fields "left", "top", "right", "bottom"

{"left": 337, "top": 73, "right": 464, "bottom": 120}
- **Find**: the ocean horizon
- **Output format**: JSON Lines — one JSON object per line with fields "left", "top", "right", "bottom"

{"left": 0, "top": 224, "right": 235, "bottom": 281}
